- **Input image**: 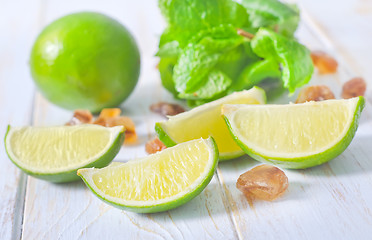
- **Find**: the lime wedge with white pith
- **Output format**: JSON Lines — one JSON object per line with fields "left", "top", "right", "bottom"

{"left": 4, "top": 125, "right": 124, "bottom": 182}
{"left": 78, "top": 137, "right": 218, "bottom": 213}
{"left": 222, "top": 97, "right": 365, "bottom": 169}
{"left": 155, "top": 87, "right": 266, "bottom": 161}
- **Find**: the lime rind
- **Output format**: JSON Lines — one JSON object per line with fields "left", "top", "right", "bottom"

{"left": 155, "top": 122, "right": 177, "bottom": 147}
{"left": 156, "top": 87, "right": 266, "bottom": 161}
{"left": 78, "top": 137, "right": 219, "bottom": 213}
{"left": 4, "top": 125, "right": 125, "bottom": 182}
{"left": 155, "top": 123, "right": 241, "bottom": 160}
{"left": 30, "top": 12, "right": 140, "bottom": 112}
{"left": 223, "top": 97, "right": 365, "bottom": 169}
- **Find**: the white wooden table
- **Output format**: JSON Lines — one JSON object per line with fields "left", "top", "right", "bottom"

{"left": 1, "top": 1, "right": 372, "bottom": 239}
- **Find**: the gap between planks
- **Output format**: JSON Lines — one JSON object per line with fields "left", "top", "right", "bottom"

{"left": 11, "top": 173, "right": 27, "bottom": 240}
{"left": 12, "top": 1, "right": 47, "bottom": 239}
{"left": 12, "top": 94, "right": 40, "bottom": 240}
{"left": 11, "top": 93, "right": 36, "bottom": 240}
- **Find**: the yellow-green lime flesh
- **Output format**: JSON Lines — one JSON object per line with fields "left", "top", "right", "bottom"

{"left": 5, "top": 125, "right": 124, "bottom": 182}
{"left": 78, "top": 137, "right": 218, "bottom": 213}
{"left": 156, "top": 87, "right": 266, "bottom": 161}
{"left": 222, "top": 97, "right": 365, "bottom": 169}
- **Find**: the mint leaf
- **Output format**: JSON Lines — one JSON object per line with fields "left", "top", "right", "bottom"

{"left": 215, "top": 42, "right": 255, "bottom": 82}
{"left": 179, "top": 69, "right": 232, "bottom": 100}
{"left": 158, "top": 0, "right": 249, "bottom": 48}
{"left": 156, "top": 40, "right": 181, "bottom": 58}
{"left": 251, "top": 28, "right": 313, "bottom": 93}
{"left": 242, "top": 0, "right": 299, "bottom": 37}
{"left": 173, "top": 44, "right": 221, "bottom": 94}
{"left": 158, "top": 57, "right": 178, "bottom": 97}
{"left": 157, "top": 0, "right": 313, "bottom": 106}
{"left": 157, "top": 27, "right": 182, "bottom": 57}
{"left": 173, "top": 25, "right": 245, "bottom": 94}
{"left": 228, "top": 58, "right": 281, "bottom": 93}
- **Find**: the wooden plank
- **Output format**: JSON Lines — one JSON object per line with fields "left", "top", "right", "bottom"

{"left": 9, "top": 0, "right": 372, "bottom": 239}
{"left": 0, "top": 1, "right": 44, "bottom": 239}
{"left": 215, "top": 9, "right": 372, "bottom": 239}
{"left": 21, "top": 0, "right": 238, "bottom": 239}
{"left": 297, "top": 0, "right": 372, "bottom": 103}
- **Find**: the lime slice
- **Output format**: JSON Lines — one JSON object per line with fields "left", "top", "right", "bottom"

{"left": 78, "top": 137, "right": 218, "bottom": 213}
{"left": 5, "top": 125, "right": 124, "bottom": 182}
{"left": 222, "top": 97, "right": 365, "bottom": 169}
{"left": 155, "top": 87, "right": 266, "bottom": 161}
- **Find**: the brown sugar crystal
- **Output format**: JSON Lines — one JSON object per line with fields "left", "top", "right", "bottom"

{"left": 106, "top": 116, "right": 137, "bottom": 144}
{"left": 66, "top": 109, "right": 93, "bottom": 125}
{"left": 295, "top": 85, "right": 335, "bottom": 103}
{"left": 311, "top": 51, "right": 338, "bottom": 74}
{"left": 236, "top": 164, "right": 288, "bottom": 201}
{"left": 66, "top": 108, "right": 137, "bottom": 144}
{"left": 99, "top": 108, "right": 121, "bottom": 119}
{"left": 150, "top": 102, "right": 185, "bottom": 117}
{"left": 342, "top": 77, "right": 367, "bottom": 99}
{"left": 93, "top": 109, "right": 137, "bottom": 144}
{"left": 93, "top": 108, "right": 122, "bottom": 126}
{"left": 145, "top": 137, "right": 167, "bottom": 154}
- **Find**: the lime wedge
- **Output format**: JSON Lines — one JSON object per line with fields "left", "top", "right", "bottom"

{"left": 222, "top": 97, "right": 365, "bottom": 169}
{"left": 156, "top": 87, "right": 266, "bottom": 161}
{"left": 78, "top": 138, "right": 218, "bottom": 213}
{"left": 5, "top": 125, "right": 124, "bottom": 182}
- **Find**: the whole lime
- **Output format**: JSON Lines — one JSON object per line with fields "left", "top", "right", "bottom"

{"left": 30, "top": 12, "right": 140, "bottom": 112}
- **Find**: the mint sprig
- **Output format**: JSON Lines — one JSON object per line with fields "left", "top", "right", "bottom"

{"left": 158, "top": 0, "right": 313, "bottom": 106}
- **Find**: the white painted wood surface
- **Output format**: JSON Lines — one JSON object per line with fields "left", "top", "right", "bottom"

{"left": 1, "top": 0, "right": 371, "bottom": 239}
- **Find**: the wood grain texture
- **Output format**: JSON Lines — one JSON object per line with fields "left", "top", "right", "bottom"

{"left": 1, "top": 0, "right": 371, "bottom": 239}
{"left": 299, "top": 0, "right": 372, "bottom": 79}
{"left": 0, "top": 1, "right": 43, "bottom": 239}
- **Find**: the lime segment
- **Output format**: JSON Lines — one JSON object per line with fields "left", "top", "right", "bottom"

{"left": 78, "top": 137, "right": 218, "bottom": 213}
{"left": 156, "top": 87, "right": 266, "bottom": 160}
{"left": 5, "top": 125, "right": 124, "bottom": 182}
{"left": 222, "top": 97, "right": 365, "bottom": 169}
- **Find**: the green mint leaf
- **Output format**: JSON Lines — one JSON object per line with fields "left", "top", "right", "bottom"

{"left": 215, "top": 42, "right": 254, "bottom": 83}
{"left": 178, "top": 69, "right": 232, "bottom": 100}
{"left": 159, "top": 0, "right": 249, "bottom": 48}
{"left": 251, "top": 28, "right": 313, "bottom": 93}
{"left": 173, "top": 25, "right": 245, "bottom": 94}
{"left": 156, "top": 40, "right": 181, "bottom": 58}
{"left": 228, "top": 58, "right": 281, "bottom": 93}
{"left": 242, "top": 0, "right": 299, "bottom": 37}
{"left": 157, "top": 27, "right": 182, "bottom": 57}
{"left": 158, "top": 0, "right": 310, "bottom": 106}
{"left": 158, "top": 57, "right": 178, "bottom": 97}
{"left": 173, "top": 44, "right": 221, "bottom": 94}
